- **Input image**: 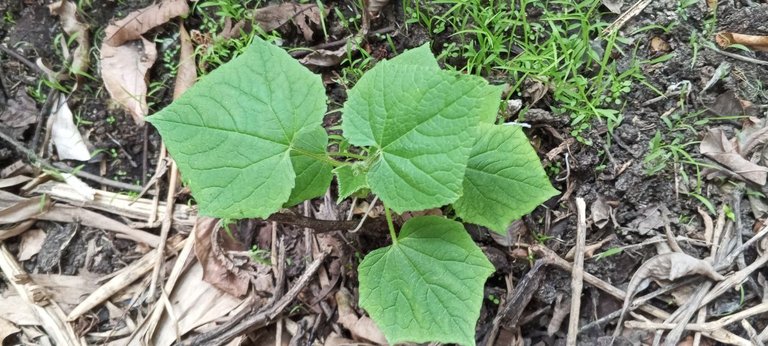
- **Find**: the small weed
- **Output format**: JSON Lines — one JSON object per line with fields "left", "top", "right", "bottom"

{"left": 249, "top": 245, "right": 271, "bottom": 265}
{"left": 106, "top": 115, "right": 116, "bottom": 125}
{"left": 595, "top": 247, "right": 622, "bottom": 260}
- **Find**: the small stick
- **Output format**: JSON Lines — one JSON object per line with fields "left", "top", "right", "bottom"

{"left": 602, "top": 0, "right": 653, "bottom": 36}
{"left": 148, "top": 160, "right": 179, "bottom": 300}
{"left": 567, "top": 198, "right": 587, "bottom": 345}
{"left": 0, "top": 128, "right": 142, "bottom": 192}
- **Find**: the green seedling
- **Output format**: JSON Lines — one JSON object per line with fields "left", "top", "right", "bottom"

{"left": 148, "top": 39, "right": 557, "bottom": 345}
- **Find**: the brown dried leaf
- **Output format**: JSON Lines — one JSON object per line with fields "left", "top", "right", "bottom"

{"left": 0, "top": 89, "right": 37, "bottom": 140}
{"left": 716, "top": 32, "right": 768, "bottom": 52}
{"left": 490, "top": 219, "right": 526, "bottom": 247}
{"left": 49, "top": 0, "right": 90, "bottom": 78}
{"left": 104, "top": 0, "right": 189, "bottom": 47}
{"left": 614, "top": 252, "right": 724, "bottom": 337}
{"left": 194, "top": 218, "right": 250, "bottom": 297}
{"left": 0, "top": 295, "right": 37, "bottom": 326}
{"left": 152, "top": 261, "right": 246, "bottom": 346}
{"left": 18, "top": 229, "right": 46, "bottom": 261}
{"left": 649, "top": 36, "right": 670, "bottom": 54}
{"left": 0, "top": 194, "right": 49, "bottom": 224}
{"left": 173, "top": 24, "right": 197, "bottom": 100}
{"left": 335, "top": 287, "right": 387, "bottom": 344}
{"left": 591, "top": 195, "right": 612, "bottom": 229}
{"left": 28, "top": 273, "right": 100, "bottom": 306}
{"left": 367, "top": 0, "right": 391, "bottom": 15}
{"left": 700, "top": 128, "right": 768, "bottom": 185}
{"left": 100, "top": 37, "right": 157, "bottom": 125}
{"left": 254, "top": 3, "right": 323, "bottom": 41}
{"left": 300, "top": 46, "right": 347, "bottom": 67}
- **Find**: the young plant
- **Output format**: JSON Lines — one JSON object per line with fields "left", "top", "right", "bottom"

{"left": 148, "top": 38, "right": 557, "bottom": 345}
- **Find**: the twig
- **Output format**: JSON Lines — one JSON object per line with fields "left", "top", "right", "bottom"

{"left": 289, "top": 26, "right": 396, "bottom": 58}
{"left": 567, "top": 198, "right": 587, "bottom": 345}
{"left": 602, "top": 0, "right": 653, "bottom": 36}
{"left": 0, "top": 128, "right": 143, "bottom": 192}
{"left": 67, "top": 241, "right": 185, "bottom": 321}
{"left": 181, "top": 249, "right": 330, "bottom": 345}
{"left": 704, "top": 42, "right": 768, "bottom": 66}
{"left": 148, "top": 160, "right": 179, "bottom": 300}
{"left": 126, "top": 224, "right": 196, "bottom": 344}
{"left": 0, "top": 44, "right": 45, "bottom": 74}
{"left": 266, "top": 210, "right": 382, "bottom": 233}
{"left": 350, "top": 196, "right": 378, "bottom": 233}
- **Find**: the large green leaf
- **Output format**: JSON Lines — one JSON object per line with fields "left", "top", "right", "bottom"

{"left": 454, "top": 124, "right": 558, "bottom": 233}
{"left": 358, "top": 216, "right": 494, "bottom": 345}
{"left": 147, "top": 37, "right": 330, "bottom": 219}
{"left": 342, "top": 46, "right": 503, "bottom": 213}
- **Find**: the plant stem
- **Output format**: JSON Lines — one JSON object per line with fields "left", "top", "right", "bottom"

{"left": 384, "top": 205, "right": 397, "bottom": 244}
{"left": 327, "top": 151, "right": 368, "bottom": 160}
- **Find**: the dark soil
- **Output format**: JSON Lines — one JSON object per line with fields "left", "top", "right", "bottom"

{"left": 3, "top": 0, "right": 768, "bottom": 345}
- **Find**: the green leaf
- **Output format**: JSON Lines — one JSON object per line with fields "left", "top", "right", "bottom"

{"left": 286, "top": 127, "right": 334, "bottom": 207}
{"left": 454, "top": 124, "right": 558, "bottom": 233}
{"left": 394, "top": 43, "right": 440, "bottom": 69}
{"left": 342, "top": 51, "right": 503, "bottom": 213}
{"left": 333, "top": 162, "right": 369, "bottom": 202}
{"left": 147, "top": 37, "right": 329, "bottom": 219}
{"left": 358, "top": 216, "right": 494, "bottom": 346}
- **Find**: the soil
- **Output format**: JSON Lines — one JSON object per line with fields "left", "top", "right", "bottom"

{"left": 2, "top": 0, "right": 768, "bottom": 345}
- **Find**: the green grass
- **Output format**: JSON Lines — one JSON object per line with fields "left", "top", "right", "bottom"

{"left": 403, "top": 0, "right": 664, "bottom": 142}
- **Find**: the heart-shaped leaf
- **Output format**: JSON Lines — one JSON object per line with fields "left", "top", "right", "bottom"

{"left": 358, "top": 216, "right": 494, "bottom": 345}
{"left": 148, "top": 37, "right": 331, "bottom": 219}
{"left": 342, "top": 45, "right": 503, "bottom": 213}
{"left": 454, "top": 124, "right": 558, "bottom": 233}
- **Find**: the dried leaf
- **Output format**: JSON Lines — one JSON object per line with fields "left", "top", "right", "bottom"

{"left": 490, "top": 219, "right": 526, "bottom": 247}
{"left": 50, "top": 94, "right": 91, "bottom": 161}
{"left": 0, "top": 89, "right": 38, "bottom": 139}
{"left": 649, "top": 36, "right": 670, "bottom": 54}
{"left": 0, "top": 195, "right": 49, "bottom": 224}
{"left": 367, "top": 0, "right": 391, "bottom": 15}
{"left": 602, "top": 0, "right": 624, "bottom": 14}
{"left": 153, "top": 261, "right": 246, "bottom": 346}
{"left": 0, "top": 176, "right": 32, "bottom": 189}
{"left": 100, "top": 37, "right": 157, "bottom": 125}
{"left": 613, "top": 252, "right": 724, "bottom": 338}
{"left": 28, "top": 273, "right": 100, "bottom": 306}
{"left": 627, "top": 205, "right": 664, "bottom": 235}
{"left": 523, "top": 77, "right": 548, "bottom": 105}
{"left": 49, "top": 0, "right": 90, "bottom": 78}
{"left": 336, "top": 287, "right": 387, "bottom": 344}
{"left": 716, "top": 32, "right": 768, "bottom": 52}
{"left": 0, "top": 295, "right": 38, "bottom": 326}
{"left": 173, "top": 24, "right": 197, "bottom": 100}
{"left": 254, "top": 3, "right": 323, "bottom": 41}
{"left": 194, "top": 218, "right": 250, "bottom": 297}
{"left": 0, "top": 317, "right": 19, "bottom": 343}
{"left": 18, "top": 229, "right": 46, "bottom": 261}
{"left": 591, "top": 195, "right": 612, "bottom": 229}
{"left": 700, "top": 128, "right": 768, "bottom": 185}
{"left": 104, "top": 0, "right": 189, "bottom": 47}
{"left": 301, "top": 46, "right": 347, "bottom": 67}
